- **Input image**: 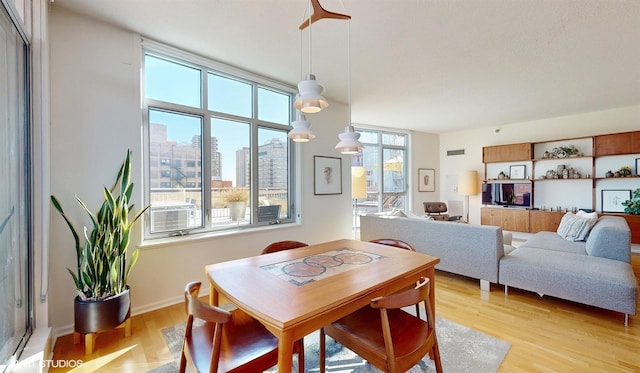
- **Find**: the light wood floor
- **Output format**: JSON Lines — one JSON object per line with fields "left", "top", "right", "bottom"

{"left": 50, "top": 255, "right": 640, "bottom": 372}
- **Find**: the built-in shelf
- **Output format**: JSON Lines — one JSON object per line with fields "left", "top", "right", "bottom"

{"left": 481, "top": 131, "right": 640, "bottom": 242}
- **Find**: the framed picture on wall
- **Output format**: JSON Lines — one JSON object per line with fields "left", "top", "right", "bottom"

{"left": 601, "top": 189, "right": 631, "bottom": 213}
{"left": 314, "top": 156, "right": 342, "bottom": 195}
{"left": 509, "top": 165, "right": 526, "bottom": 179}
{"left": 636, "top": 158, "right": 640, "bottom": 175}
{"left": 418, "top": 168, "right": 435, "bottom": 192}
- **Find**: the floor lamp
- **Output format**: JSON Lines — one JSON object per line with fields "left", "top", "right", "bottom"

{"left": 458, "top": 170, "right": 479, "bottom": 223}
{"left": 351, "top": 167, "right": 367, "bottom": 238}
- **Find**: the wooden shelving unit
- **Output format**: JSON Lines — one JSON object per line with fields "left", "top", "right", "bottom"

{"left": 481, "top": 130, "right": 640, "bottom": 242}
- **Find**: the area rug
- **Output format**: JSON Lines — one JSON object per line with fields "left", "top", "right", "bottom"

{"left": 150, "top": 315, "right": 510, "bottom": 373}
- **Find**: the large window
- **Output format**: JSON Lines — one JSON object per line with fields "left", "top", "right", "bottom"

{"left": 352, "top": 129, "right": 408, "bottom": 217}
{"left": 143, "top": 43, "right": 296, "bottom": 239}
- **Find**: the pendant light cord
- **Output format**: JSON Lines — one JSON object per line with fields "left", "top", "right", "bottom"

{"left": 308, "top": 0, "right": 312, "bottom": 75}
{"left": 347, "top": 19, "right": 351, "bottom": 125}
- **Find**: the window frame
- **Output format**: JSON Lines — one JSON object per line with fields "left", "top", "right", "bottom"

{"left": 142, "top": 40, "right": 298, "bottom": 241}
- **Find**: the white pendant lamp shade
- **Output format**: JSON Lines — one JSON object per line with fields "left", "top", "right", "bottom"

{"left": 288, "top": 118, "right": 315, "bottom": 142}
{"left": 294, "top": 74, "right": 329, "bottom": 114}
{"left": 335, "top": 126, "right": 363, "bottom": 154}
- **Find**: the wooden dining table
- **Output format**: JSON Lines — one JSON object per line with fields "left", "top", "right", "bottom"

{"left": 205, "top": 238, "right": 440, "bottom": 373}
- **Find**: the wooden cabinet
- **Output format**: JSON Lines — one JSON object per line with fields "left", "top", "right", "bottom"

{"left": 529, "top": 210, "right": 566, "bottom": 233}
{"left": 481, "top": 207, "right": 529, "bottom": 233}
{"left": 594, "top": 131, "right": 640, "bottom": 156}
{"left": 482, "top": 143, "right": 532, "bottom": 163}
{"left": 481, "top": 207, "right": 502, "bottom": 227}
{"left": 501, "top": 209, "right": 530, "bottom": 232}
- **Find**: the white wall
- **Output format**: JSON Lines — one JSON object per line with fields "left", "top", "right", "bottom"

{"left": 440, "top": 105, "right": 640, "bottom": 225}
{"left": 410, "top": 131, "right": 440, "bottom": 214}
{"left": 49, "top": 7, "right": 353, "bottom": 335}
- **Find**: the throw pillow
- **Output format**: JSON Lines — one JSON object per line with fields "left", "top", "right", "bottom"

{"left": 390, "top": 208, "right": 407, "bottom": 217}
{"left": 556, "top": 212, "right": 594, "bottom": 241}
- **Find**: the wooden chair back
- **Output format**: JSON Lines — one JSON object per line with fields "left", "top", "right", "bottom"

{"left": 180, "top": 281, "right": 305, "bottom": 373}
{"left": 368, "top": 238, "right": 415, "bottom": 251}
{"left": 320, "top": 277, "right": 442, "bottom": 373}
{"left": 261, "top": 240, "right": 308, "bottom": 254}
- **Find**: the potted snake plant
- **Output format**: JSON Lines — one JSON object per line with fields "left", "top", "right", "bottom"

{"left": 51, "top": 149, "right": 149, "bottom": 334}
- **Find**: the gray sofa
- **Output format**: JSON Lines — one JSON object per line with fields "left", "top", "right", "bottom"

{"left": 499, "top": 215, "right": 638, "bottom": 324}
{"left": 360, "top": 213, "right": 510, "bottom": 290}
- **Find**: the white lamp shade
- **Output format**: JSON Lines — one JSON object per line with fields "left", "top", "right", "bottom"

{"left": 294, "top": 74, "right": 329, "bottom": 114}
{"left": 351, "top": 166, "right": 367, "bottom": 199}
{"left": 335, "top": 126, "right": 363, "bottom": 154}
{"left": 458, "top": 170, "right": 479, "bottom": 195}
{"left": 288, "top": 119, "right": 315, "bottom": 142}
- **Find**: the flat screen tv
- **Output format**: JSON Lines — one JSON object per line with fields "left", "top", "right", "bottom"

{"left": 482, "top": 182, "right": 532, "bottom": 208}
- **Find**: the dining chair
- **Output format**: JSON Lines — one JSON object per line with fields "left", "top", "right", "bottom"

{"left": 261, "top": 240, "right": 309, "bottom": 254}
{"left": 369, "top": 238, "right": 420, "bottom": 316}
{"left": 179, "top": 281, "right": 305, "bottom": 373}
{"left": 319, "top": 277, "right": 442, "bottom": 373}
{"left": 368, "top": 238, "right": 415, "bottom": 251}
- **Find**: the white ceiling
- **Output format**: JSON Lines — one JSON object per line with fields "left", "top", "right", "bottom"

{"left": 51, "top": 0, "right": 640, "bottom": 134}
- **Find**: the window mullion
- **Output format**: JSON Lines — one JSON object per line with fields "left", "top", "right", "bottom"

{"left": 202, "top": 69, "right": 212, "bottom": 228}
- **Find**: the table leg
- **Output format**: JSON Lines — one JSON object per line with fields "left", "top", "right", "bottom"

{"left": 426, "top": 267, "right": 436, "bottom": 312}
{"left": 277, "top": 331, "right": 294, "bottom": 373}
{"left": 209, "top": 283, "right": 219, "bottom": 306}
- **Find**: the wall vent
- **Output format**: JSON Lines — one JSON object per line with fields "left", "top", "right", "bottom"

{"left": 446, "top": 149, "right": 465, "bottom": 156}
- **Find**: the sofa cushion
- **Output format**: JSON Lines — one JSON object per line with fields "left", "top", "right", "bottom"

{"left": 499, "top": 246, "right": 637, "bottom": 315}
{"left": 556, "top": 212, "right": 595, "bottom": 241}
{"left": 518, "top": 231, "right": 587, "bottom": 255}
{"left": 585, "top": 216, "right": 631, "bottom": 262}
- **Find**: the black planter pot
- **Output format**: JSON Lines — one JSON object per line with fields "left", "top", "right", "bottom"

{"left": 74, "top": 287, "right": 131, "bottom": 334}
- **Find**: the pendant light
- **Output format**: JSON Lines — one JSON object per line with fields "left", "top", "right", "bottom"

{"left": 335, "top": 19, "right": 363, "bottom": 154}
{"left": 294, "top": 0, "right": 329, "bottom": 114}
{"left": 288, "top": 104, "right": 316, "bottom": 142}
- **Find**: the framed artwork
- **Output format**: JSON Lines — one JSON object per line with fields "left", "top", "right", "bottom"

{"left": 636, "top": 158, "right": 640, "bottom": 175}
{"left": 601, "top": 189, "right": 631, "bottom": 213}
{"left": 314, "top": 156, "right": 342, "bottom": 195}
{"left": 418, "top": 168, "right": 435, "bottom": 192}
{"left": 509, "top": 164, "right": 526, "bottom": 179}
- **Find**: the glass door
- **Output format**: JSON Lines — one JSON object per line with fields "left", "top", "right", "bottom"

{"left": 0, "top": 3, "right": 31, "bottom": 370}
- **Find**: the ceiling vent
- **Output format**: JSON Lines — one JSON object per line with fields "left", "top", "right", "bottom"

{"left": 446, "top": 149, "right": 465, "bottom": 156}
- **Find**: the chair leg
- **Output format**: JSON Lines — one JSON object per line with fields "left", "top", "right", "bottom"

{"left": 178, "top": 345, "right": 187, "bottom": 373}
{"left": 297, "top": 338, "right": 305, "bottom": 373}
{"left": 319, "top": 328, "right": 326, "bottom": 373}
{"left": 432, "top": 336, "right": 443, "bottom": 373}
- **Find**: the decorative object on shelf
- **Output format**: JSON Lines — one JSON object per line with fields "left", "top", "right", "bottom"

{"left": 559, "top": 145, "right": 580, "bottom": 157}
{"left": 605, "top": 170, "right": 614, "bottom": 178}
{"left": 544, "top": 145, "right": 580, "bottom": 159}
{"left": 497, "top": 171, "right": 507, "bottom": 180}
{"left": 509, "top": 165, "right": 526, "bottom": 179}
{"left": 541, "top": 167, "right": 581, "bottom": 179}
{"left": 314, "top": 155, "right": 342, "bottom": 195}
{"left": 418, "top": 168, "right": 435, "bottom": 192}
{"left": 636, "top": 158, "right": 640, "bottom": 175}
{"left": 601, "top": 189, "right": 631, "bottom": 213}
{"left": 622, "top": 188, "right": 640, "bottom": 215}
{"left": 618, "top": 165, "right": 632, "bottom": 177}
